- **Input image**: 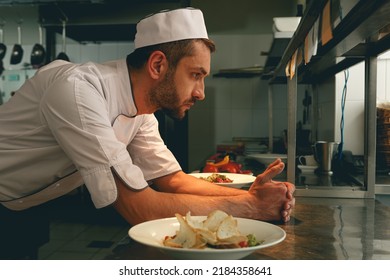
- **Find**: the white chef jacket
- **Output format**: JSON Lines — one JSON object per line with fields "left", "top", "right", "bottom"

{"left": 0, "top": 59, "right": 181, "bottom": 210}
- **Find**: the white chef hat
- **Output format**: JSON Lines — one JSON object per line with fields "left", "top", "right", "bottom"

{"left": 134, "top": 7, "right": 209, "bottom": 49}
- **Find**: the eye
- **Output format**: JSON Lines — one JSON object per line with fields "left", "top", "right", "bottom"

{"left": 192, "top": 73, "right": 202, "bottom": 80}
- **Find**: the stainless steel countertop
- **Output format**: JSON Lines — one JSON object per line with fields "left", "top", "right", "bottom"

{"left": 105, "top": 196, "right": 390, "bottom": 260}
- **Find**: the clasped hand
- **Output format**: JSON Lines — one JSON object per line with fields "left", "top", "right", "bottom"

{"left": 248, "top": 159, "right": 295, "bottom": 222}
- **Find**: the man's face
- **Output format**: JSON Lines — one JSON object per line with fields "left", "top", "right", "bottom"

{"left": 149, "top": 41, "right": 211, "bottom": 119}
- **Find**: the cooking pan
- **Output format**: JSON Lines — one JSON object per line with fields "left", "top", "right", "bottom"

{"left": 30, "top": 24, "right": 46, "bottom": 68}
{"left": 0, "top": 24, "right": 6, "bottom": 60}
{"left": 56, "top": 21, "right": 69, "bottom": 61}
{"left": 10, "top": 22, "right": 23, "bottom": 65}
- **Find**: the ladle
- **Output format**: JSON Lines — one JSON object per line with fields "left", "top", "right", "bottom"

{"left": 31, "top": 24, "right": 46, "bottom": 68}
{"left": 0, "top": 23, "right": 6, "bottom": 60}
{"left": 10, "top": 20, "right": 23, "bottom": 65}
{"left": 56, "top": 20, "right": 69, "bottom": 61}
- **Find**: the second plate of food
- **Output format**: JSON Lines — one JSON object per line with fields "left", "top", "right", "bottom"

{"left": 189, "top": 172, "right": 256, "bottom": 188}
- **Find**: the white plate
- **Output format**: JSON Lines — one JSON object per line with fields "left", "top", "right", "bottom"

{"left": 129, "top": 216, "right": 286, "bottom": 260}
{"left": 246, "top": 153, "right": 287, "bottom": 166}
{"left": 189, "top": 172, "right": 256, "bottom": 188}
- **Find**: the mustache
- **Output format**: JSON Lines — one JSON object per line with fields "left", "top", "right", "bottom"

{"left": 187, "top": 96, "right": 198, "bottom": 105}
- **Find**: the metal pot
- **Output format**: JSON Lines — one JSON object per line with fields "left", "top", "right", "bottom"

{"left": 313, "top": 141, "right": 339, "bottom": 174}
{"left": 31, "top": 24, "right": 46, "bottom": 68}
{"left": 10, "top": 22, "right": 23, "bottom": 65}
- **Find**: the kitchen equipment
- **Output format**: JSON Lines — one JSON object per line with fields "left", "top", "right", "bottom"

{"left": 314, "top": 141, "right": 339, "bottom": 174}
{"left": 298, "top": 155, "right": 317, "bottom": 166}
{"left": 272, "top": 17, "right": 301, "bottom": 38}
{"left": 0, "top": 23, "right": 6, "bottom": 60}
{"left": 10, "top": 20, "right": 23, "bottom": 65}
{"left": 273, "top": 17, "right": 301, "bottom": 32}
{"left": 298, "top": 164, "right": 317, "bottom": 174}
{"left": 30, "top": 24, "right": 45, "bottom": 68}
{"left": 0, "top": 59, "right": 3, "bottom": 76}
{"left": 56, "top": 20, "right": 69, "bottom": 61}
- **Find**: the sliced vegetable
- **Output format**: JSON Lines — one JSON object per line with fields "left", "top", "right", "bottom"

{"left": 207, "top": 155, "right": 230, "bottom": 167}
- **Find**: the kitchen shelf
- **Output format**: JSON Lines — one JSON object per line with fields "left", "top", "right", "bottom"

{"left": 261, "top": 38, "right": 291, "bottom": 80}
{"left": 264, "top": 0, "right": 390, "bottom": 198}
{"left": 271, "top": 0, "right": 390, "bottom": 83}
{"left": 213, "top": 72, "right": 262, "bottom": 78}
{"left": 213, "top": 66, "right": 263, "bottom": 78}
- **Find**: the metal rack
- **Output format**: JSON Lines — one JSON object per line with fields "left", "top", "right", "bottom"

{"left": 263, "top": 0, "right": 390, "bottom": 198}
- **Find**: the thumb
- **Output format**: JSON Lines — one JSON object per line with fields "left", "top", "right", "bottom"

{"left": 255, "top": 161, "right": 285, "bottom": 185}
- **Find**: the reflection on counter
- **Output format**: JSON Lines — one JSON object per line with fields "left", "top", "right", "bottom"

{"left": 106, "top": 197, "right": 390, "bottom": 260}
{"left": 296, "top": 172, "right": 363, "bottom": 188}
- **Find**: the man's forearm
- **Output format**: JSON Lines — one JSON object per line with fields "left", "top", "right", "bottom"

{"left": 153, "top": 171, "right": 247, "bottom": 196}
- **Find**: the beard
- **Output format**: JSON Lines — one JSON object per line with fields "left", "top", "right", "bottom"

{"left": 149, "top": 69, "right": 194, "bottom": 120}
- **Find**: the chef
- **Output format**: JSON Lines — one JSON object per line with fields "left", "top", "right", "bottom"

{"left": 0, "top": 7, "right": 295, "bottom": 257}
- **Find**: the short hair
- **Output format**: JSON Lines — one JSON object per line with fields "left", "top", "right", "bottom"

{"left": 126, "top": 38, "right": 216, "bottom": 70}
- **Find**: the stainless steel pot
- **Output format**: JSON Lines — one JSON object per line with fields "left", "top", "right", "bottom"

{"left": 313, "top": 141, "right": 339, "bottom": 174}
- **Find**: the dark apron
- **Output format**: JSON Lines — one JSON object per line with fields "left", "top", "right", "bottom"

{"left": 0, "top": 171, "right": 84, "bottom": 259}
{"left": 0, "top": 203, "right": 49, "bottom": 259}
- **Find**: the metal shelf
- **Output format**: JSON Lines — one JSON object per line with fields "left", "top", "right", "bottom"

{"left": 264, "top": 0, "right": 390, "bottom": 198}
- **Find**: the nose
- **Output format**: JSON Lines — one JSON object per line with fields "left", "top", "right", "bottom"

{"left": 193, "top": 89, "right": 205, "bottom": 101}
{"left": 193, "top": 82, "right": 205, "bottom": 101}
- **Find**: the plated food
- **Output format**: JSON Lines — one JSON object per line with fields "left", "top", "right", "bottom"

{"left": 163, "top": 210, "right": 262, "bottom": 249}
{"left": 198, "top": 173, "right": 233, "bottom": 183}
{"left": 189, "top": 172, "right": 256, "bottom": 188}
{"left": 128, "top": 211, "right": 286, "bottom": 259}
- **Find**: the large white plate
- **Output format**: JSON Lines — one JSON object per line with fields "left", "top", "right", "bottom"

{"left": 189, "top": 172, "right": 256, "bottom": 188}
{"left": 128, "top": 216, "right": 286, "bottom": 260}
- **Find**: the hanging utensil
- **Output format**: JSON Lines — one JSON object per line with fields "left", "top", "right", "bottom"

{"left": 56, "top": 20, "right": 69, "bottom": 61}
{"left": 10, "top": 20, "right": 24, "bottom": 65}
{"left": 0, "top": 22, "right": 6, "bottom": 60}
{"left": 31, "top": 23, "right": 46, "bottom": 68}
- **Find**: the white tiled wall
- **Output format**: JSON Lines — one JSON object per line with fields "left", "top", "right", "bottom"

{"left": 0, "top": 40, "right": 134, "bottom": 104}
{"left": 322, "top": 50, "right": 390, "bottom": 156}
{"left": 57, "top": 39, "right": 134, "bottom": 64}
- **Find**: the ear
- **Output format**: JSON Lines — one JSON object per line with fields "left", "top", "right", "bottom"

{"left": 147, "top": 51, "right": 167, "bottom": 80}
